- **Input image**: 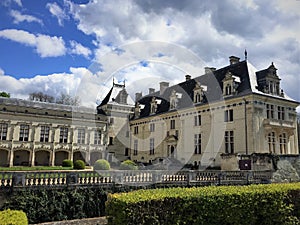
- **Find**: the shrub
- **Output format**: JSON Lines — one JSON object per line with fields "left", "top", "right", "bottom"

{"left": 119, "top": 160, "right": 138, "bottom": 170}
{"left": 94, "top": 159, "right": 110, "bottom": 170}
{"left": 73, "top": 160, "right": 85, "bottom": 170}
{"left": 0, "top": 209, "right": 28, "bottom": 225}
{"left": 62, "top": 159, "right": 73, "bottom": 167}
{"left": 106, "top": 183, "right": 300, "bottom": 225}
{"left": 1, "top": 187, "right": 107, "bottom": 224}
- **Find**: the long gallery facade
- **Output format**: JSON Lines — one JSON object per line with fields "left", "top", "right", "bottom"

{"left": 0, "top": 98, "right": 107, "bottom": 167}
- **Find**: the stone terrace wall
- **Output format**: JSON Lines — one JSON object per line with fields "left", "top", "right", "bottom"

{"left": 32, "top": 217, "right": 107, "bottom": 225}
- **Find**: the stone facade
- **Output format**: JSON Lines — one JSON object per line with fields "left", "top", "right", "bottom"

{"left": 129, "top": 56, "right": 299, "bottom": 168}
{"left": 0, "top": 98, "right": 107, "bottom": 167}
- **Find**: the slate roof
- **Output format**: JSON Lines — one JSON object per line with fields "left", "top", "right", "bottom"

{"left": 133, "top": 60, "right": 297, "bottom": 119}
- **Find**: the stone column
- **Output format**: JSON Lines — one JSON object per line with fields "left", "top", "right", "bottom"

{"left": 30, "top": 149, "right": 35, "bottom": 167}
{"left": 9, "top": 148, "right": 14, "bottom": 167}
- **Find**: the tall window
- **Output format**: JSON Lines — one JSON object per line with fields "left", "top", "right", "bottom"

{"left": 59, "top": 127, "right": 68, "bottom": 143}
{"left": 133, "top": 140, "right": 138, "bottom": 155}
{"left": 0, "top": 123, "right": 8, "bottom": 140}
{"left": 224, "top": 109, "right": 233, "bottom": 122}
{"left": 40, "top": 126, "right": 50, "bottom": 142}
{"left": 266, "top": 104, "right": 274, "bottom": 119}
{"left": 225, "top": 131, "right": 234, "bottom": 154}
{"left": 170, "top": 119, "right": 175, "bottom": 129}
{"left": 150, "top": 138, "right": 155, "bottom": 155}
{"left": 194, "top": 134, "right": 201, "bottom": 154}
{"left": 194, "top": 115, "right": 201, "bottom": 126}
{"left": 194, "top": 92, "right": 201, "bottom": 103}
{"left": 279, "top": 133, "right": 287, "bottom": 154}
{"left": 278, "top": 106, "right": 285, "bottom": 120}
{"left": 19, "top": 124, "right": 29, "bottom": 141}
{"left": 134, "top": 126, "right": 139, "bottom": 135}
{"left": 268, "top": 132, "right": 276, "bottom": 153}
{"left": 94, "top": 130, "right": 101, "bottom": 145}
{"left": 77, "top": 129, "right": 85, "bottom": 144}
{"left": 150, "top": 123, "right": 155, "bottom": 132}
{"left": 225, "top": 84, "right": 232, "bottom": 95}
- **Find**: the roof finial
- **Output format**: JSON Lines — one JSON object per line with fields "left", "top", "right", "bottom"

{"left": 244, "top": 49, "right": 247, "bottom": 61}
{"left": 113, "top": 77, "right": 115, "bottom": 86}
{"left": 123, "top": 79, "right": 126, "bottom": 87}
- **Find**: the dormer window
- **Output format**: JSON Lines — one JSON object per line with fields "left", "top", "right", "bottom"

{"left": 134, "top": 102, "right": 141, "bottom": 118}
{"left": 170, "top": 90, "right": 179, "bottom": 110}
{"left": 193, "top": 81, "right": 204, "bottom": 103}
{"left": 222, "top": 71, "right": 240, "bottom": 96}
{"left": 256, "top": 62, "right": 282, "bottom": 96}
{"left": 150, "top": 97, "right": 157, "bottom": 114}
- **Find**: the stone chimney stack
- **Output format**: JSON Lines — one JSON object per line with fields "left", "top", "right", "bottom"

{"left": 149, "top": 88, "right": 155, "bottom": 94}
{"left": 185, "top": 75, "right": 191, "bottom": 81}
{"left": 204, "top": 67, "right": 216, "bottom": 74}
{"left": 135, "top": 92, "right": 142, "bottom": 102}
{"left": 160, "top": 82, "right": 169, "bottom": 95}
{"left": 229, "top": 56, "right": 240, "bottom": 65}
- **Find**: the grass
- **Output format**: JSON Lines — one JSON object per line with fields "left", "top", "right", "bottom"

{"left": 0, "top": 166, "right": 73, "bottom": 171}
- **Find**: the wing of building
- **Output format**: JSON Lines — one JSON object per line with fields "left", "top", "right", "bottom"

{"left": 129, "top": 56, "right": 299, "bottom": 169}
{"left": 0, "top": 98, "right": 107, "bottom": 167}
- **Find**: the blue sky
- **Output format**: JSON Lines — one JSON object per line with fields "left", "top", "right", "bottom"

{"left": 0, "top": 0, "right": 299, "bottom": 110}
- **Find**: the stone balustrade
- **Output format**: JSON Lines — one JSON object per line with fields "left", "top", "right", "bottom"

{"left": 0, "top": 170, "right": 273, "bottom": 189}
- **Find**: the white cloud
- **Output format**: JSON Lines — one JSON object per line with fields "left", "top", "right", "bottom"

{"left": 2, "top": 0, "right": 22, "bottom": 7}
{"left": 10, "top": 10, "right": 43, "bottom": 25}
{"left": 46, "top": 2, "right": 69, "bottom": 26}
{"left": 0, "top": 29, "right": 66, "bottom": 57}
{"left": 67, "top": 0, "right": 300, "bottom": 106}
{"left": 69, "top": 40, "right": 92, "bottom": 58}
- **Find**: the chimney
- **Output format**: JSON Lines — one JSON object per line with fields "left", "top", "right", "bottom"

{"left": 149, "top": 88, "right": 155, "bottom": 94}
{"left": 229, "top": 56, "right": 240, "bottom": 65}
{"left": 160, "top": 82, "right": 169, "bottom": 95}
{"left": 185, "top": 75, "right": 191, "bottom": 81}
{"left": 135, "top": 92, "right": 142, "bottom": 102}
{"left": 204, "top": 67, "right": 216, "bottom": 74}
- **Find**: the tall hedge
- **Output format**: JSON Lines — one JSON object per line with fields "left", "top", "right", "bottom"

{"left": 0, "top": 209, "right": 28, "bottom": 225}
{"left": 106, "top": 183, "right": 300, "bottom": 225}
{"left": 1, "top": 187, "right": 107, "bottom": 224}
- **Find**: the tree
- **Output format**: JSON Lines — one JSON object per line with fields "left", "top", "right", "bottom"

{"left": 0, "top": 91, "right": 10, "bottom": 98}
{"left": 29, "top": 92, "right": 54, "bottom": 103}
{"left": 55, "top": 93, "right": 80, "bottom": 106}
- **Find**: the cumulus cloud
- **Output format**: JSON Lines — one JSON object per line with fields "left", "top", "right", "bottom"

{"left": 0, "top": 29, "right": 66, "bottom": 57}
{"left": 46, "top": 2, "right": 69, "bottom": 26}
{"left": 66, "top": 0, "right": 300, "bottom": 106}
{"left": 10, "top": 10, "right": 43, "bottom": 25}
{"left": 69, "top": 40, "right": 91, "bottom": 58}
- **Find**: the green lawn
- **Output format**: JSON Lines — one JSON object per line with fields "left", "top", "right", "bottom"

{"left": 0, "top": 166, "right": 73, "bottom": 171}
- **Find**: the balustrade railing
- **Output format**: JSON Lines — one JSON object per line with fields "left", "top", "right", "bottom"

{"left": 0, "top": 170, "right": 273, "bottom": 189}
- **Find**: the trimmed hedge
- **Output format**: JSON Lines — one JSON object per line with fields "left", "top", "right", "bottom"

{"left": 73, "top": 160, "right": 85, "bottom": 170}
{"left": 119, "top": 160, "right": 138, "bottom": 170}
{"left": 0, "top": 209, "right": 28, "bottom": 225}
{"left": 1, "top": 187, "right": 107, "bottom": 224}
{"left": 94, "top": 159, "right": 110, "bottom": 170}
{"left": 62, "top": 159, "right": 73, "bottom": 167}
{"left": 106, "top": 183, "right": 300, "bottom": 225}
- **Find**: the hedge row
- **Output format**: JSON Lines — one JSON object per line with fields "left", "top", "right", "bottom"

{"left": 0, "top": 209, "right": 28, "bottom": 225}
{"left": 1, "top": 187, "right": 107, "bottom": 224}
{"left": 106, "top": 183, "right": 300, "bottom": 225}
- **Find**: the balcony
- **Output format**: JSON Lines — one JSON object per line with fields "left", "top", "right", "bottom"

{"left": 263, "top": 119, "right": 294, "bottom": 129}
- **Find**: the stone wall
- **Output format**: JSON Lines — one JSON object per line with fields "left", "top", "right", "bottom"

{"left": 32, "top": 217, "right": 107, "bottom": 225}
{"left": 272, "top": 155, "right": 300, "bottom": 182}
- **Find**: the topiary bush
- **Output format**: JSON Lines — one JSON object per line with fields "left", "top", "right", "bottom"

{"left": 73, "top": 160, "right": 85, "bottom": 170}
{"left": 62, "top": 159, "right": 73, "bottom": 167}
{"left": 119, "top": 160, "right": 138, "bottom": 170}
{"left": 94, "top": 159, "right": 110, "bottom": 170}
{"left": 0, "top": 209, "right": 28, "bottom": 225}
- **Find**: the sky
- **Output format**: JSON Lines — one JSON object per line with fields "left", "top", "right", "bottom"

{"left": 0, "top": 0, "right": 299, "bottom": 111}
